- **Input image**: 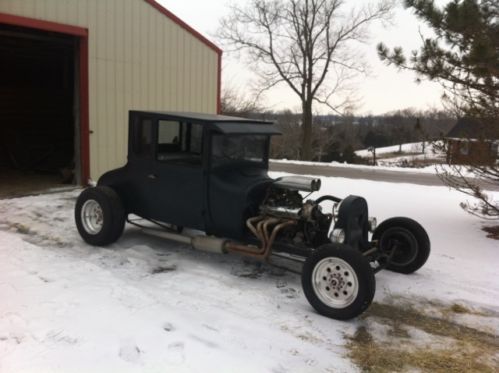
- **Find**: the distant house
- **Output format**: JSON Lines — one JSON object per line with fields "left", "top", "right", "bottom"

{"left": 446, "top": 118, "right": 499, "bottom": 165}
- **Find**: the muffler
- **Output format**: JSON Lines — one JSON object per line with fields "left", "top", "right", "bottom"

{"left": 142, "top": 228, "right": 227, "bottom": 254}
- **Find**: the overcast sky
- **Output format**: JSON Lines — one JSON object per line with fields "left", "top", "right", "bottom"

{"left": 158, "top": 0, "right": 446, "bottom": 115}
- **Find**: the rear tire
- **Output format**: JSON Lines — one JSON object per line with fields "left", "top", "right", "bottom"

{"left": 301, "top": 244, "right": 375, "bottom": 320}
{"left": 372, "top": 217, "right": 430, "bottom": 274}
{"left": 75, "top": 186, "right": 125, "bottom": 246}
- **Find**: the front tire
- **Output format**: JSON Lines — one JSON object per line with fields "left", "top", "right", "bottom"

{"left": 301, "top": 244, "right": 375, "bottom": 320}
{"left": 372, "top": 217, "right": 430, "bottom": 274}
{"left": 75, "top": 186, "right": 125, "bottom": 246}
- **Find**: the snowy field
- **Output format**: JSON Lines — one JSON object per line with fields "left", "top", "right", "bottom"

{"left": 354, "top": 141, "right": 445, "bottom": 167}
{"left": 272, "top": 158, "right": 441, "bottom": 174}
{"left": 273, "top": 141, "right": 445, "bottom": 173}
{"left": 354, "top": 142, "right": 437, "bottom": 158}
{"left": 1, "top": 173, "right": 498, "bottom": 372}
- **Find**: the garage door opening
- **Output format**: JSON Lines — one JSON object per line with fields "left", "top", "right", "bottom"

{"left": 0, "top": 23, "right": 81, "bottom": 197}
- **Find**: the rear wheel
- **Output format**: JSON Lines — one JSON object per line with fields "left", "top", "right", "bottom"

{"left": 75, "top": 186, "right": 125, "bottom": 246}
{"left": 301, "top": 244, "right": 375, "bottom": 320}
{"left": 373, "top": 217, "right": 430, "bottom": 274}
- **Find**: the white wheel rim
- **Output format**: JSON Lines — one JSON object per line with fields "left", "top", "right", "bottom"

{"left": 81, "top": 199, "right": 104, "bottom": 235}
{"left": 312, "top": 257, "right": 359, "bottom": 309}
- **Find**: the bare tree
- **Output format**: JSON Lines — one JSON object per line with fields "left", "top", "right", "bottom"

{"left": 271, "top": 110, "right": 303, "bottom": 159}
{"left": 218, "top": 0, "right": 392, "bottom": 160}
{"left": 221, "top": 85, "right": 263, "bottom": 116}
{"left": 313, "top": 124, "right": 335, "bottom": 161}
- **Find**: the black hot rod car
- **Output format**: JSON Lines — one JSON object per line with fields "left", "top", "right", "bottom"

{"left": 75, "top": 111, "right": 430, "bottom": 320}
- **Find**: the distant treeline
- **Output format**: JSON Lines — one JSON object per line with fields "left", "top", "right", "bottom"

{"left": 233, "top": 109, "right": 455, "bottom": 162}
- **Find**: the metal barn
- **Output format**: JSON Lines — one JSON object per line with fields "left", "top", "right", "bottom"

{"left": 0, "top": 0, "right": 221, "bottom": 193}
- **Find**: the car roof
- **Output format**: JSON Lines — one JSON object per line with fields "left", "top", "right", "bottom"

{"left": 130, "top": 110, "right": 274, "bottom": 125}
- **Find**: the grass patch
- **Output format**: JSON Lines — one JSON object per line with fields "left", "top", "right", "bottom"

{"left": 379, "top": 151, "right": 422, "bottom": 158}
{"left": 365, "top": 302, "right": 497, "bottom": 345}
{"left": 1, "top": 221, "right": 68, "bottom": 247}
{"left": 449, "top": 303, "right": 470, "bottom": 314}
{"left": 151, "top": 265, "right": 177, "bottom": 274}
{"left": 444, "top": 302, "right": 492, "bottom": 317}
{"left": 346, "top": 301, "right": 499, "bottom": 372}
{"left": 386, "top": 322, "right": 410, "bottom": 339}
{"left": 482, "top": 225, "right": 499, "bottom": 240}
{"left": 12, "top": 222, "right": 30, "bottom": 235}
{"left": 348, "top": 329, "right": 496, "bottom": 373}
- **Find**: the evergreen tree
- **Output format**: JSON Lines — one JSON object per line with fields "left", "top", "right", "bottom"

{"left": 378, "top": 0, "right": 498, "bottom": 121}
{"left": 378, "top": 0, "right": 499, "bottom": 219}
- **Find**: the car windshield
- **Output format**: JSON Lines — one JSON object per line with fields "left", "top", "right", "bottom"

{"left": 211, "top": 134, "right": 267, "bottom": 167}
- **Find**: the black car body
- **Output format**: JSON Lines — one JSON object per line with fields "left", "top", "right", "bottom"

{"left": 99, "top": 111, "right": 279, "bottom": 239}
{"left": 75, "top": 111, "right": 431, "bottom": 320}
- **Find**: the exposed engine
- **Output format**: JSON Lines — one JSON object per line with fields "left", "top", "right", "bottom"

{"left": 253, "top": 176, "right": 378, "bottom": 254}
{"left": 248, "top": 176, "right": 334, "bottom": 251}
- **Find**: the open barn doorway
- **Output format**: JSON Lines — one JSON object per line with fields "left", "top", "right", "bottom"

{"left": 0, "top": 23, "right": 81, "bottom": 198}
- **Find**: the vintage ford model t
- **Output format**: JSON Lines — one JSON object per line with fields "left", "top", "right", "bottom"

{"left": 75, "top": 111, "right": 430, "bottom": 320}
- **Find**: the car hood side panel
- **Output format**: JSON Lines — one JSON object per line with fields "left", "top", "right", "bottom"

{"left": 207, "top": 167, "right": 271, "bottom": 240}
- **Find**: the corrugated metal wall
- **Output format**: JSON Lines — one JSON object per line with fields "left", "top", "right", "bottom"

{"left": 0, "top": 0, "right": 219, "bottom": 179}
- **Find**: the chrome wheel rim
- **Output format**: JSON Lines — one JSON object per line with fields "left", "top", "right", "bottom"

{"left": 81, "top": 199, "right": 104, "bottom": 235}
{"left": 312, "top": 257, "right": 359, "bottom": 309}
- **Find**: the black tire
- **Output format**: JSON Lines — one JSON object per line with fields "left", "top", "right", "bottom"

{"left": 372, "top": 217, "right": 430, "bottom": 274}
{"left": 75, "top": 186, "right": 126, "bottom": 246}
{"left": 301, "top": 244, "right": 376, "bottom": 320}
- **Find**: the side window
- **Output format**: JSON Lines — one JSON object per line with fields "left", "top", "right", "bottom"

{"left": 135, "top": 118, "right": 153, "bottom": 156}
{"left": 158, "top": 120, "right": 181, "bottom": 150}
{"left": 459, "top": 141, "right": 469, "bottom": 155}
{"left": 158, "top": 120, "right": 180, "bottom": 144}
{"left": 157, "top": 121, "right": 203, "bottom": 165}
{"left": 190, "top": 124, "right": 203, "bottom": 154}
{"left": 491, "top": 142, "right": 498, "bottom": 156}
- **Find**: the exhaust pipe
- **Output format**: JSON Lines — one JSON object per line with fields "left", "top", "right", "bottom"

{"left": 142, "top": 228, "right": 227, "bottom": 254}
{"left": 192, "top": 236, "right": 228, "bottom": 254}
{"left": 143, "top": 216, "right": 294, "bottom": 259}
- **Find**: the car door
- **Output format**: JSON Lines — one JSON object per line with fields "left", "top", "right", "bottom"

{"left": 147, "top": 119, "right": 206, "bottom": 230}
{"left": 126, "top": 113, "right": 158, "bottom": 218}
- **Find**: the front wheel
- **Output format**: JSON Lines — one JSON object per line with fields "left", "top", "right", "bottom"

{"left": 301, "top": 244, "right": 375, "bottom": 320}
{"left": 372, "top": 217, "right": 430, "bottom": 274}
{"left": 75, "top": 186, "right": 126, "bottom": 246}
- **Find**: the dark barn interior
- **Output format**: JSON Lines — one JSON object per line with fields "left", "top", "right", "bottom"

{"left": 0, "top": 24, "right": 77, "bottom": 197}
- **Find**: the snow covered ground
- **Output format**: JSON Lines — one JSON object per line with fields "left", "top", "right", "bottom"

{"left": 272, "top": 158, "right": 442, "bottom": 174}
{"left": 1, "top": 174, "right": 498, "bottom": 372}
{"left": 273, "top": 140, "right": 443, "bottom": 172}
{"left": 354, "top": 141, "right": 445, "bottom": 167}
{"left": 354, "top": 142, "right": 437, "bottom": 158}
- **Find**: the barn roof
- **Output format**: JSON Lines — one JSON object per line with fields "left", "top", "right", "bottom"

{"left": 144, "top": 0, "right": 222, "bottom": 55}
{"left": 446, "top": 117, "right": 499, "bottom": 140}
